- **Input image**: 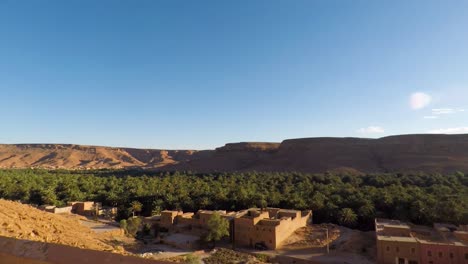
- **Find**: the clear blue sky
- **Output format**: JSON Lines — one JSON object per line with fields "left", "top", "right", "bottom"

{"left": 1, "top": 1, "right": 467, "bottom": 149}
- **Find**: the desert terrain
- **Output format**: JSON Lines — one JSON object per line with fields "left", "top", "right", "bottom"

{"left": 0, "top": 199, "right": 125, "bottom": 253}
{"left": 1, "top": 134, "right": 468, "bottom": 173}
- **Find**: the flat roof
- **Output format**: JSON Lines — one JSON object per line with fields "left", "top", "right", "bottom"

{"left": 383, "top": 224, "right": 411, "bottom": 230}
{"left": 376, "top": 218, "right": 468, "bottom": 246}
{"left": 278, "top": 209, "right": 299, "bottom": 213}
{"left": 377, "top": 235, "right": 418, "bottom": 243}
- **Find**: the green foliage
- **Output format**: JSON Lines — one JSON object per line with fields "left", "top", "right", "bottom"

{"left": 205, "top": 212, "right": 230, "bottom": 246}
{"left": 338, "top": 208, "right": 358, "bottom": 227}
{"left": 131, "top": 200, "right": 143, "bottom": 216}
{"left": 125, "top": 217, "right": 142, "bottom": 236}
{"left": 119, "top": 219, "right": 128, "bottom": 231}
{"left": 151, "top": 199, "right": 164, "bottom": 215}
{"left": 184, "top": 253, "right": 201, "bottom": 264}
{"left": 255, "top": 253, "right": 270, "bottom": 262}
{"left": 0, "top": 169, "right": 466, "bottom": 230}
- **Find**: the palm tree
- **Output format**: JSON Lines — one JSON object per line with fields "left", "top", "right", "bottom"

{"left": 130, "top": 201, "right": 142, "bottom": 217}
{"left": 338, "top": 208, "right": 357, "bottom": 227}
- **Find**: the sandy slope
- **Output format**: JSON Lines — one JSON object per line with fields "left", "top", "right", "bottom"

{"left": 0, "top": 199, "right": 120, "bottom": 252}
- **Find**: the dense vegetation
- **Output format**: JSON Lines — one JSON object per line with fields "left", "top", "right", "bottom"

{"left": 0, "top": 169, "right": 466, "bottom": 230}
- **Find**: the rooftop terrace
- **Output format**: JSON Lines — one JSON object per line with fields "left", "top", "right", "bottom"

{"left": 375, "top": 218, "right": 468, "bottom": 246}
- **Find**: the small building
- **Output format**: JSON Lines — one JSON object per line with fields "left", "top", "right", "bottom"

{"left": 53, "top": 206, "right": 73, "bottom": 214}
{"left": 233, "top": 208, "right": 312, "bottom": 249}
{"left": 157, "top": 207, "right": 312, "bottom": 250}
{"left": 160, "top": 210, "right": 184, "bottom": 228}
{"left": 68, "top": 201, "right": 97, "bottom": 216}
{"left": 38, "top": 205, "right": 73, "bottom": 214}
{"left": 375, "top": 218, "right": 468, "bottom": 264}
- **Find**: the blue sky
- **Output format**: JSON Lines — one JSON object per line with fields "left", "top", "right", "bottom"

{"left": 1, "top": 1, "right": 467, "bottom": 149}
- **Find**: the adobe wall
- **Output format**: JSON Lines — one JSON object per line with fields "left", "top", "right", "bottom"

{"left": 198, "top": 212, "right": 213, "bottom": 226}
{"left": 176, "top": 216, "right": 199, "bottom": 227}
{"left": 274, "top": 217, "right": 295, "bottom": 247}
{"left": 160, "top": 211, "right": 182, "bottom": 228}
{"left": 0, "top": 236, "right": 170, "bottom": 264}
{"left": 53, "top": 206, "right": 72, "bottom": 214}
{"left": 455, "top": 231, "right": 468, "bottom": 242}
{"left": 233, "top": 211, "right": 311, "bottom": 249}
{"left": 376, "top": 239, "right": 419, "bottom": 264}
{"left": 253, "top": 224, "right": 277, "bottom": 249}
{"left": 72, "top": 202, "right": 95, "bottom": 215}
{"left": 234, "top": 213, "right": 273, "bottom": 248}
{"left": 419, "top": 243, "right": 468, "bottom": 264}
{"left": 456, "top": 246, "right": 468, "bottom": 264}
{"left": 275, "top": 212, "right": 311, "bottom": 248}
{"left": 234, "top": 217, "right": 256, "bottom": 247}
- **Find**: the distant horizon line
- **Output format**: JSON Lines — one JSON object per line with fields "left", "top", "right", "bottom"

{"left": 1, "top": 133, "right": 466, "bottom": 151}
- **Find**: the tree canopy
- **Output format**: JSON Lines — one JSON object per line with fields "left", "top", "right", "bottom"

{"left": 0, "top": 169, "right": 466, "bottom": 230}
{"left": 205, "top": 212, "right": 230, "bottom": 246}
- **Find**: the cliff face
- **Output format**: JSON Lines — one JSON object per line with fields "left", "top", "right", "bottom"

{"left": 267, "top": 135, "right": 468, "bottom": 173}
{"left": 0, "top": 144, "right": 196, "bottom": 170}
{"left": 1, "top": 134, "right": 468, "bottom": 173}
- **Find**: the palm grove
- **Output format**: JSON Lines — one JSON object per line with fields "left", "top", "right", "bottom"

{"left": 0, "top": 169, "right": 466, "bottom": 230}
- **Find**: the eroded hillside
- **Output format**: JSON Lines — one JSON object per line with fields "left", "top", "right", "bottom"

{"left": 1, "top": 134, "right": 468, "bottom": 173}
{"left": 0, "top": 144, "right": 196, "bottom": 170}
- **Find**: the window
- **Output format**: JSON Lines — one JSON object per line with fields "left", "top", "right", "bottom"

{"left": 398, "top": 258, "right": 404, "bottom": 264}
{"left": 386, "top": 246, "right": 390, "bottom": 252}
{"left": 428, "top": 261, "right": 433, "bottom": 264}
{"left": 449, "top": 253, "right": 454, "bottom": 259}
{"left": 411, "top": 248, "right": 416, "bottom": 254}
{"left": 438, "top": 252, "right": 443, "bottom": 258}
{"left": 396, "top": 246, "right": 399, "bottom": 252}
{"left": 428, "top": 251, "right": 432, "bottom": 257}
{"left": 465, "top": 253, "right": 468, "bottom": 260}
{"left": 408, "top": 261, "right": 418, "bottom": 264}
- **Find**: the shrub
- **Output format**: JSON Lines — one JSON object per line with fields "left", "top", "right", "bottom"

{"left": 184, "top": 254, "right": 201, "bottom": 264}
{"left": 125, "top": 217, "right": 141, "bottom": 236}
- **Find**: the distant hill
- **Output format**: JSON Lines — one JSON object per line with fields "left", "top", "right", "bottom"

{"left": 1, "top": 134, "right": 468, "bottom": 173}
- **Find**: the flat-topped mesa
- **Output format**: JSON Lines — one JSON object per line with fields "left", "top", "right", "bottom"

{"left": 215, "top": 142, "right": 280, "bottom": 152}
{"left": 279, "top": 137, "right": 374, "bottom": 150}
{"left": 377, "top": 133, "right": 468, "bottom": 143}
{"left": 279, "top": 134, "right": 468, "bottom": 149}
{"left": 2, "top": 134, "right": 468, "bottom": 172}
